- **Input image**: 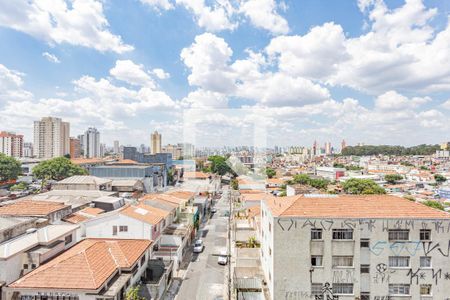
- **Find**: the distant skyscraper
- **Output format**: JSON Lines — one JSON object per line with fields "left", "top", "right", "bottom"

{"left": 325, "top": 142, "right": 332, "bottom": 155}
{"left": 312, "top": 140, "right": 318, "bottom": 156}
{"left": 33, "top": 117, "right": 70, "bottom": 158}
{"left": 0, "top": 131, "right": 24, "bottom": 158}
{"left": 70, "top": 137, "right": 81, "bottom": 158}
{"left": 113, "top": 140, "right": 120, "bottom": 154}
{"left": 341, "top": 139, "right": 347, "bottom": 151}
{"left": 23, "top": 142, "right": 33, "bottom": 158}
{"left": 82, "top": 127, "right": 101, "bottom": 158}
{"left": 151, "top": 131, "right": 162, "bottom": 154}
{"left": 100, "top": 143, "right": 106, "bottom": 157}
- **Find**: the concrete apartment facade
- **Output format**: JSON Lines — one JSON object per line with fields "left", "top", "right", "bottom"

{"left": 0, "top": 131, "right": 23, "bottom": 158}
{"left": 260, "top": 195, "right": 450, "bottom": 300}
{"left": 33, "top": 117, "right": 70, "bottom": 158}
{"left": 151, "top": 130, "right": 162, "bottom": 154}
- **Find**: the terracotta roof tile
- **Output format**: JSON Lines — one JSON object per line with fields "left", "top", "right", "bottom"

{"left": 80, "top": 207, "right": 105, "bottom": 216}
{"left": 9, "top": 239, "right": 151, "bottom": 290}
{"left": 120, "top": 203, "right": 169, "bottom": 225}
{"left": 63, "top": 213, "right": 89, "bottom": 224}
{"left": 264, "top": 195, "right": 450, "bottom": 219}
{"left": 183, "top": 171, "right": 209, "bottom": 179}
{"left": 0, "top": 200, "right": 69, "bottom": 217}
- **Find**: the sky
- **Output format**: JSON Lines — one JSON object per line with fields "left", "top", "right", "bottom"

{"left": 0, "top": 0, "right": 449, "bottom": 148}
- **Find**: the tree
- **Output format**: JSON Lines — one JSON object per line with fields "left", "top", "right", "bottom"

{"left": 333, "top": 163, "right": 345, "bottom": 168}
{"left": 342, "top": 178, "right": 386, "bottom": 195}
{"left": 125, "top": 286, "right": 145, "bottom": 300}
{"left": 434, "top": 174, "right": 447, "bottom": 184}
{"left": 423, "top": 200, "right": 445, "bottom": 211}
{"left": 33, "top": 157, "right": 87, "bottom": 181}
{"left": 266, "top": 168, "right": 276, "bottom": 179}
{"left": 231, "top": 178, "right": 239, "bottom": 190}
{"left": 309, "top": 178, "right": 330, "bottom": 190}
{"left": 384, "top": 174, "right": 403, "bottom": 184}
{"left": 10, "top": 182, "right": 28, "bottom": 191}
{"left": 0, "top": 153, "right": 22, "bottom": 182}
{"left": 292, "top": 174, "right": 311, "bottom": 185}
{"left": 208, "top": 155, "right": 234, "bottom": 176}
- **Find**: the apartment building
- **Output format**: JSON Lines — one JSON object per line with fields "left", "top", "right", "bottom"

{"left": 260, "top": 194, "right": 450, "bottom": 300}
{"left": 0, "top": 131, "right": 23, "bottom": 158}
{"left": 80, "top": 127, "right": 101, "bottom": 158}
{"left": 33, "top": 117, "right": 70, "bottom": 158}
{"left": 69, "top": 137, "right": 81, "bottom": 158}
{"left": 151, "top": 130, "right": 162, "bottom": 154}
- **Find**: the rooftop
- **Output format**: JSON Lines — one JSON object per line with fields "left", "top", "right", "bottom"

{"left": 9, "top": 238, "right": 151, "bottom": 290}
{"left": 0, "top": 200, "right": 69, "bottom": 217}
{"left": 264, "top": 195, "right": 450, "bottom": 219}
{"left": 56, "top": 175, "right": 112, "bottom": 186}
{"left": 121, "top": 203, "right": 169, "bottom": 225}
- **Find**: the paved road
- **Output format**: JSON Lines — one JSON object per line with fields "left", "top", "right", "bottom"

{"left": 175, "top": 189, "right": 230, "bottom": 300}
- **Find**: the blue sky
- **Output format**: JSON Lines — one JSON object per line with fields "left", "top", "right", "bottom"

{"left": 0, "top": 0, "right": 449, "bottom": 148}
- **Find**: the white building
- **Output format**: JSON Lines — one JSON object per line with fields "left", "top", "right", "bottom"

{"left": 260, "top": 194, "right": 450, "bottom": 300}
{"left": 23, "top": 142, "right": 33, "bottom": 158}
{"left": 316, "top": 167, "right": 346, "bottom": 181}
{"left": 0, "top": 132, "right": 23, "bottom": 158}
{"left": 113, "top": 140, "right": 120, "bottom": 154}
{"left": 33, "top": 117, "right": 70, "bottom": 158}
{"left": 81, "top": 127, "right": 101, "bottom": 158}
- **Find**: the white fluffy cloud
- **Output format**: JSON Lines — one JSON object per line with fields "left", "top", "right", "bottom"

{"left": 152, "top": 68, "right": 170, "bottom": 80}
{"left": 141, "top": 0, "right": 289, "bottom": 34}
{"left": 0, "top": 0, "right": 133, "bottom": 53}
{"left": 239, "top": 0, "right": 289, "bottom": 35}
{"left": 140, "top": 0, "right": 174, "bottom": 10}
{"left": 0, "top": 64, "right": 33, "bottom": 100}
{"left": 181, "top": 89, "right": 228, "bottom": 108}
{"left": 181, "top": 33, "right": 331, "bottom": 106}
{"left": 109, "top": 60, "right": 155, "bottom": 88}
{"left": 42, "top": 52, "right": 60, "bottom": 63}
{"left": 176, "top": 0, "right": 237, "bottom": 32}
{"left": 374, "top": 90, "right": 430, "bottom": 110}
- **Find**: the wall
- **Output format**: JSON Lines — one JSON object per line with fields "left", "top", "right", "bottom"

{"left": 85, "top": 213, "right": 152, "bottom": 240}
{"left": 268, "top": 215, "right": 450, "bottom": 300}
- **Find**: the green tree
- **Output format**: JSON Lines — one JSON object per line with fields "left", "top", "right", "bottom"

{"left": 434, "top": 174, "right": 447, "bottom": 184}
{"left": 423, "top": 200, "right": 445, "bottom": 211}
{"left": 309, "top": 178, "right": 330, "bottom": 190}
{"left": 333, "top": 163, "right": 345, "bottom": 168}
{"left": 33, "top": 157, "right": 87, "bottom": 181}
{"left": 384, "top": 174, "right": 403, "bottom": 184}
{"left": 125, "top": 286, "right": 145, "bottom": 300}
{"left": 292, "top": 174, "right": 311, "bottom": 185}
{"left": 10, "top": 182, "right": 28, "bottom": 191}
{"left": 265, "top": 168, "right": 276, "bottom": 179}
{"left": 208, "top": 155, "right": 235, "bottom": 176}
{"left": 231, "top": 178, "right": 239, "bottom": 190}
{"left": 0, "top": 153, "right": 22, "bottom": 182}
{"left": 342, "top": 178, "right": 386, "bottom": 195}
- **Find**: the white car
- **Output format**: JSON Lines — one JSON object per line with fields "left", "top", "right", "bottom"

{"left": 193, "top": 240, "right": 204, "bottom": 253}
{"left": 218, "top": 252, "right": 228, "bottom": 265}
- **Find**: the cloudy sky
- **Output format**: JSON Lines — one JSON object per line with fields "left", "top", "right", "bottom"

{"left": 0, "top": 0, "right": 449, "bottom": 148}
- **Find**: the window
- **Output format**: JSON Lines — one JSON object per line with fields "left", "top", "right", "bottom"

{"left": 360, "top": 239, "right": 370, "bottom": 248}
{"left": 154, "top": 225, "right": 157, "bottom": 232}
{"left": 332, "top": 229, "right": 353, "bottom": 240}
{"left": 332, "top": 256, "right": 353, "bottom": 268}
{"left": 333, "top": 283, "right": 353, "bottom": 295}
{"left": 269, "top": 247, "right": 272, "bottom": 256}
{"left": 311, "top": 283, "right": 322, "bottom": 296}
{"left": 389, "top": 256, "right": 410, "bottom": 268}
{"left": 140, "top": 255, "right": 146, "bottom": 266}
{"left": 65, "top": 234, "right": 73, "bottom": 245}
{"left": 360, "top": 292, "right": 370, "bottom": 300}
{"left": 311, "top": 229, "right": 323, "bottom": 240}
{"left": 361, "top": 264, "right": 370, "bottom": 273}
{"left": 420, "top": 256, "right": 431, "bottom": 268}
{"left": 311, "top": 256, "right": 323, "bottom": 267}
{"left": 269, "top": 222, "right": 272, "bottom": 233}
{"left": 31, "top": 264, "right": 36, "bottom": 269}
{"left": 23, "top": 264, "right": 28, "bottom": 269}
{"left": 112, "top": 225, "right": 117, "bottom": 236}
{"left": 389, "top": 284, "right": 410, "bottom": 295}
{"left": 119, "top": 225, "right": 128, "bottom": 232}
{"left": 420, "top": 229, "right": 431, "bottom": 241}
{"left": 388, "top": 229, "right": 409, "bottom": 241}
{"left": 420, "top": 284, "right": 432, "bottom": 295}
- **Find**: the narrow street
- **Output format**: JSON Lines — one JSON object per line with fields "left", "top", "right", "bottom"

{"left": 173, "top": 188, "right": 230, "bottom": 300}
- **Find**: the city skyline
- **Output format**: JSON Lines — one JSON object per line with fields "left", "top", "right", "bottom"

{"left": 0, "top": 0, "right": 449, "bottom": 146}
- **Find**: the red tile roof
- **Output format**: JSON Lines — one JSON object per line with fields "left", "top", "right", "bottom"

{"left": 0, "top": 200, "right": 69, "bottom": 217}
{"left": 9, "top": 239, "right": 151, "bottom": 290}
{"left": 264, "top": 195, "right": 450, "bottom": 219}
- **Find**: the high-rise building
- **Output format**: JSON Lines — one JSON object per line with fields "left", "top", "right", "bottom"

{"left": 23, "top": 142, "right": 33, "bottom": 158}
{"left": 151, "top": 131, "right": 162, "bottom": 154}
{"left": 82, "top": 127, "right": 101, "bottom": 158}
{"left": 33, "top": 117, "right": 70, "bottom": 158}
{"left": 162, "top": 144, "right": 183, "bottom": 160}
{"left": 69, "top": 137, "right": 81, "bottom": 158}
{"left": 100, "top": 143, "right": 106, "bottom": 157}
{"left": 341, "top": 139, "right": 347, "bottom": 151}
{"left": 113, "top": 140, "right": 120, "bottom": 154}
{"left": 0, "top": 131, "right": 24, "bottom": 158}
{"left": 325, "top": 142, "right": 332, "bottom": 155}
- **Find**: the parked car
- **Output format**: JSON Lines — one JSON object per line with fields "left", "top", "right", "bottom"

{"left": 218, "top": 252, "right": 228, "bottom": 265}
{"left": 193, "top": 240, "right": 204, "bottom": 253}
